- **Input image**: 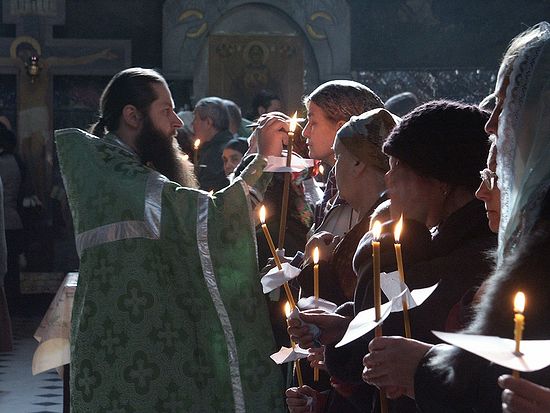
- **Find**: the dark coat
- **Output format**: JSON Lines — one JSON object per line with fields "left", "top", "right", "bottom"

{"left": 197, "top": 129, "right": 231, "bottom": 191}
{"left": 299, "top": 203, "right": 383, "bottom": 306}
{"left": 415, "top": 190, "right": 550, "bottom": 413}
{"left": 296, "top": 210, "right": 379, "bottom": 401}
{"left": 324, "top": 200, "right": 496, "bottom": 412}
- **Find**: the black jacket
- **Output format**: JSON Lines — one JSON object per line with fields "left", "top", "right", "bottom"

{"left": 197, "top": 129, "right": 231, "bottom": 191}
{"left": 415, "top": 190, "right": 550, "bottom": 413}
{"left": 324, "top": 200, "right": 496, "bottom": 412}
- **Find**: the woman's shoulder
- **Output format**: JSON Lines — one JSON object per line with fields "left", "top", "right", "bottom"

{"left": 469, "top": 219, "right": 550, "bottom": 337}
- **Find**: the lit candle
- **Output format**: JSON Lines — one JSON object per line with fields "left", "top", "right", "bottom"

{"left": 394, "top": 214, "right": 411, "bottom": 339}
{"left": 259, "top": 205, "right": 296, "bottom": 308}
{"left": 312, "top": 246, "right": 320, "bottom": 382}
{"left": 318, "top": 164, "right": 325, "bottom": 176}
{"left": 371, "top": 221, "right": 383, "bottom": 334}
{"left": 371, "top": 220, "right": 388, "bottom": 413}
{"left": 285, "top": 301, "right": 304, "bottom": 387}
{"left": 193, "top": 139, "right": 201, "bottom": 174}
{"left": 512, "top": 291, "right": 526, "bottom": 379}
{"left": 288, "top": 111, "right": 298, "bottom": 139}
{"left": 313, "top": 247, "right": 320, "bottom": 305}
{"left": 277, "top": 112, "right": 299, "bottom": 250}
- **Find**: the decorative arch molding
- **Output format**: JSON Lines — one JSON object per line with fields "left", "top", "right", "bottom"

{"left": 162, "top": 0, "right": 350, "bottom": 96}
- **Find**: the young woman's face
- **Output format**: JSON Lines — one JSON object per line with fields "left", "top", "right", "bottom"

{"left": 302, "top": 102, "right": 342, "bottom": 165}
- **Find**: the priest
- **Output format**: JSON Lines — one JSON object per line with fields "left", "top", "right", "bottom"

{"left": 56, "top": 67, "right": 287, "bottom": 412}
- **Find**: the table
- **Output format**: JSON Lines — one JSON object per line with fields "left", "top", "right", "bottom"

{"left": 32, "top": 272, "right": 78, "bottom": 413}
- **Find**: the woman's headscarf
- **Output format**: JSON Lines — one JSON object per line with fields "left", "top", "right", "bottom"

{"left": 337, "top": 108, "right": 400, "bottom": 173}
{"left": 497, "top": 21, "right": 550, "bottom": 262}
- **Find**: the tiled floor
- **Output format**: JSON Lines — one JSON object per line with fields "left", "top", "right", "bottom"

{"left": 0, "top": 316, "right": 63, "bottom": 413}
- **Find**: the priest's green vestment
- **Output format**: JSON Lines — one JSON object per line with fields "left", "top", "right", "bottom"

{"left": 55, "top": 128, "right": 285, "bottom": 412}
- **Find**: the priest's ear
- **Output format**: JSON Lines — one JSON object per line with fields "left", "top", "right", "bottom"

{"left": 121, "top": 104, "right": 143, "bottom": 129}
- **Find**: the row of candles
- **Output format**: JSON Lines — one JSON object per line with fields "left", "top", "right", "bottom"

{"left": 259, "top": 204, "right": 412, "bottom": 389}
{"left": 191, "top": 111, "right": 527, "bottom": 390}
{"left": 254, "top": 111, "right": 526, "bottom": 400}
{"left": 261, "top": 203, "right": 527, "bottom": 392}
{"left": 369, "top": 218, "right": 407, "bottom": 413}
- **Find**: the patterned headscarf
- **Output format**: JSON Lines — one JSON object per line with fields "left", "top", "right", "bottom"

{"left": 336, "top": 108, "right": 400, "bottom": 172}
{"left": 496, "top": 21, "right": 550, "bottom": 262}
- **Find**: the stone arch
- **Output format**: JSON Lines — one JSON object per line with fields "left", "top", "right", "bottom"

{"left": 162, "top": 0, "right": 350, "bottom": 98}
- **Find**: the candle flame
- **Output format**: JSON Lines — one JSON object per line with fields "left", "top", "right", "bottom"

{"left": 319, "top": 164, "right": 325, "bottom": 175}
{"left": 289, "top": 112, "right": 298, "bottom": 133}
{"left": 313, "top": 246, "right": 319, "bottom": 265}
{"left": 394, "top": 214, "right": 404, "bottom": 243}
{"left": 259, "top": 205, "right": 266, "bottom": 224}
{"left": 514, "top": 292, "right": 526, "bottom": 313}
{"left": 284, "top": 301, "right": 291, "bottom": 318}
{"left": 372, "top": 220, "right": 382, "bottom": 240}
{"left": 194, "top": 139, "right": 201, "bottom": 150}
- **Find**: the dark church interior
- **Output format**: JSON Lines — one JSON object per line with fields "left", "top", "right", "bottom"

{"left": 0, "top": 0, "right": 549, "bottom": 412}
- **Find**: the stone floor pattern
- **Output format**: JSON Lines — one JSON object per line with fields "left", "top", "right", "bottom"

{"left": 0, "top": 316, "right": 63, "bottom": 413}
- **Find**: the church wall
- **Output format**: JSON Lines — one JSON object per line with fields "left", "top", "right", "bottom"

{"left": 349, "top": 0, "right": 549, "bottom": 70}
{"left": 54, "top": 0, "right": 163, "bottom": 68}
{"left": 3, "top": 1, "right": 545, "bottom": 73}
{"left": 347, "top": 0, "right": 548, "bottom": 103}
{"left": 1, "top": 0, "right": 548, "bottom": 107}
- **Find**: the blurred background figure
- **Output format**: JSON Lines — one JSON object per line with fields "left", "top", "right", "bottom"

{"left": 223, "top": 137, "right": 248, "bottom": 178}
{"left": 249, "top": 89, "right": 282, "bottom": 120}
{"left": 384, "top": 91, "right": 419, "bottom": 117}
{"left": 192, "top": 97, "right": 232, "bottom": 191}
{"left": 223, "top": 98, "right": 254, "bottom": 139}
{"left": 0, "top": 122, "right": 27, "bottom": 316}
{"left": 0, "top": 177, "right": 13, "bottom": 352}
{"left": 223, "top": 98, "right": 243, "bottom": 138}
{"left": 176, "top": 110, "right": 195, "bottom": 157}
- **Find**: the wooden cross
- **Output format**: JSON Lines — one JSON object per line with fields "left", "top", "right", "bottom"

{"left": 0, "top": 0, "right": 131, "bottom": 205}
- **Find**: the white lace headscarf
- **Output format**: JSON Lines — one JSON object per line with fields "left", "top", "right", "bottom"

{"left": 496, "top": 21, "right": 550, "bottom": 263}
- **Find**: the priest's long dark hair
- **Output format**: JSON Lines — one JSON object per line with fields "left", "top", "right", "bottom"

{"left": 89, "top": 67, "right": 167, "bottom": 138}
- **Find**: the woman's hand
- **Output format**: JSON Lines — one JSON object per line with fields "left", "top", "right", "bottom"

{"left": 286, "top": 385, "right": 324, "bottom": 413}
{"left": 499, "top": 375, "right": 550, "bottom": 413}
{"left": 287, "top": 310, "right": 351, "bottom": 348}
{"left": 307, "top": 346, "right": 327, "bottom": 372}
{"left": 304, "top": 231, "right": 340, "bottom": 265}
{"left": 362, "top": 336, "right": 432, "bottom": 399}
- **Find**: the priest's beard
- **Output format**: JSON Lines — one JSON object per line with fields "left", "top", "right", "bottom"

{"left": 135, "top": 116, "right": 197, "bottom": 188}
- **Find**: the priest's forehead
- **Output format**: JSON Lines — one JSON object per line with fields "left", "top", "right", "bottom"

{"left": 151, "top": 82, "right": 175, "bottom": 108}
